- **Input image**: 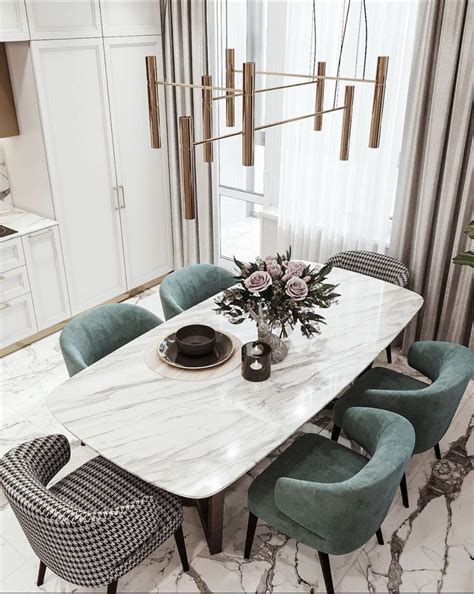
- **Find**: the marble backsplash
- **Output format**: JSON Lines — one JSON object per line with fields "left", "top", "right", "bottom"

{"left": 0, "top": 148, "right": 13, "bottom": 211}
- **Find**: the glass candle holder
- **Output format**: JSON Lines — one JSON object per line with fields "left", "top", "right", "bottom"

{"left": 241, "top": 341, "right": 272, "bottom": 382}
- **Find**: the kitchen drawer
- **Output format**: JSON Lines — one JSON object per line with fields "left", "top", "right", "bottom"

{"left": 0, "top": 293, "right": 38, "bottom": 349}
{"left": 0, "top": 237, "right": 25, "bottom": 273}
{"left": 0, "top": 266, "right": 30, "bottom": 302}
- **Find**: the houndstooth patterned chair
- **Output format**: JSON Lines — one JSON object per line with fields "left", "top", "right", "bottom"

{"left": 0, "top": 435, "right": 188, "bottom": 593}
{"left": 325, "top": 250, "right": 410, "bottom": 363}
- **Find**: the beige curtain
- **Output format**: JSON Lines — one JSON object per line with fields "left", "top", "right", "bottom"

{"left": 160, "top": 0, "right": 214, "bottom": 268}
{"left": 390, "top": 0, "right": 473, "bottom": 351}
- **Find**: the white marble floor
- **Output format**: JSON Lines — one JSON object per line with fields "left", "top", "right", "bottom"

{"left": 1, "top": 286, "right": 473, "bottom": 593}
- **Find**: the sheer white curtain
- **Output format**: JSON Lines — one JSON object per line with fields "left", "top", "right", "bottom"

{"left": 275, "top": 0, "right": 419, "bottom": 262}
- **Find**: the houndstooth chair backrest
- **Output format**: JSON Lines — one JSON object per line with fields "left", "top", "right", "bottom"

{"left": 0, "top": 435, "right": 172, "bottom": 587}
{"left": 325, "top": 250, "right": 409, "bottom": 287}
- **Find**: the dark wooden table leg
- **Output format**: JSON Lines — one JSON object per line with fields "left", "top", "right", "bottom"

{"left": 195, "top": 491, "right": 225, "bottom": 554}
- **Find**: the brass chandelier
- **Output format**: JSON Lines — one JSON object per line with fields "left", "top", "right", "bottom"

{"left": 145, "top": 50, "right": 389, "bottom": 220}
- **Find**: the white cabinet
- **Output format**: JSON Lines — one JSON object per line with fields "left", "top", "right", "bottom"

{"left": 0, "top": 1, "right": 29, "bottom": 41}
{"left": 104, "top": 36, "right": 172, "bottom": 288}
{"left": 0, "top": 236, "right": 25, "bottom": 272}
{"left": 31, "top": 39, "right": 127, "bottom": 314}
{"left": 0, "top": 266, "right": 30, "bottom": 302}
{"left": 100, "top": 1, "right": 161, "bottom": 37}
{"left": 22, "top": 226, "right": 70, "bottom": 330}
{"left": 25, "top": 0, "right": 102, "bottom": 40}
{"left": 0, "top": 293, "right": 37, "bottom": 349}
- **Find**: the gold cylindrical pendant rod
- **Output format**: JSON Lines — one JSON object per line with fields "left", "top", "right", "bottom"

{"left": 201, "top": 74, "right": 213, "bottom": 162}
{"left": 340, "top": 85, "right": 355, "bottom": 161}
{"left": 234, "top": 68, "right": 376, "bottom": 84}
{"left": 242, "top": 62, "right": 256, "bottom": 166}
{"left": 226, "top": 48, "right": 235, "bottom": 127}
{"left": 145, "top": 56, "right": 161, "bottom": 149}
{"left": 314, "top": 61, "right": 326, "bottom": 131}
{"left": 179, "top": 116, "right": 196, "bottom": 220}
{"left": 369, "top": 56, "right": 389, "bottom": 148}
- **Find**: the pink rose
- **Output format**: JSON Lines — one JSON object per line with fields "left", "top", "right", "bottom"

{"left": 264, "top": 256, "right": 282, "bottom": 278}
{"left": 267, "top": 263, "right": 282, "bottom": 278}
{"left": 282, "top": 260, "right": 306, "bottom": 281}
{"left": 244, "top": 271, "right": 273, "bottom": 293}
{"left": 285, "top": 276, "right": 308, "bottom": 301}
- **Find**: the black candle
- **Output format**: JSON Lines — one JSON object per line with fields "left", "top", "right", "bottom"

{"left": 241, "top": 341, "right": 272, "bottom": 382}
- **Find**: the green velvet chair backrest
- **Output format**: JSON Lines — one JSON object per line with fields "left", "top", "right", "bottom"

{"left": 59, "top": 303, "right": 162, "bottom": 377}
{"left": 358, "top": 342, "right": 472, "bottom": 453}
{"left": 160, "top": 264, "right": 235, "bottom": 320}
{"left": 275, "top": 407, "right": 415, "bottom": 555}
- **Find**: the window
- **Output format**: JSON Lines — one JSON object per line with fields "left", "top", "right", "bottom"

{"left": 212, "top": 1, "right": 419, "bottom": 263}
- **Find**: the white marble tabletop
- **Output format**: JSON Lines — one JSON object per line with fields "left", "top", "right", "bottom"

{"left": 0, "top": 208, "right": 58, "bottom": 243}
{"left": 47, "top": 268, "right": 423, "bottom": 499}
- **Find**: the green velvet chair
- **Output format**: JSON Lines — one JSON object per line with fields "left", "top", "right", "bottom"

{"left": 331, "top": 341, "right": 474, "bottom": 508}
{"left": 159, "top": 264, "right": 235, "bottom": 320}
{"left": 245, "top": 407, "right": 415, "bottom": 594}
{"left": 60, "top": 303, "right": 162, "bottom": 377}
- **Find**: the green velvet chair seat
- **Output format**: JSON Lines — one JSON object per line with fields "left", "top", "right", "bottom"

{"left": 333, "top": 341, "right": 474, "bottom": 455}
{"left": 248, "top": 434, "right": 368, "bottom": 553}
{"left": 247, "top": 408, "right": 415, "bottom": 558}
{"left": 159, "top": 264, "right": 235, "bottom": 320}
{"left": 60, "top": 303, "right": 162, "bottom": 377}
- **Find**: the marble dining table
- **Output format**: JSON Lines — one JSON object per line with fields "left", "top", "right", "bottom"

{"left": 47, "top": 266, "right": 423, "bottom": 554}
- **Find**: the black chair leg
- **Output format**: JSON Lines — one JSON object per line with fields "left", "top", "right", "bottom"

{"left": 174, "top": 526, "right": 189, "bottom": 572}
{"left": 107, "top": 580, "right": 117, "bottom": 594}
{"left": 331, "top": 425, "right": 340, "bottom": 442}
{"left": 244, "top": 512, "right": 258, "bottom": 559}
{"left": 81, "top": 441, "right": 85, "bottom": 446}
{"left": 434, "top": 443, "right": 441, "bottom": 460}
{"left": 36, "top": 560, "right": 46, "bottom": 587}
{"left": 318, "top": 551, "right": 334, "bottom": 594}
{"left": 386, "top": 345, "right": 392, "bottom": 364}
{"left": 376, "top": 527, "right": 384, "bottom": 545}
{"left": 400, "top": 473, "right": 409, "bottom": 508}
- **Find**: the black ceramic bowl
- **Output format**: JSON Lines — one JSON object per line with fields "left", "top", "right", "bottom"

{"left": 175, "top": 324, "right": 217, "bottom": 357}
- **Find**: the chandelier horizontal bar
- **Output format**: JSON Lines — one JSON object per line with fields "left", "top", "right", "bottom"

{"left": 255, "top": 79, "right": 318, "bottom": 94}
{"left": 193, "top": 105, "right": 346, "bottom": 146}
{"left": 235, "top": 69, "right": 376, "bottom": 84}
{"left": 212, "top": 93, "right": 243, "bottom": 101}
{"left": 156, "top": 80, "right": 242, "bottom": 94}
{"left": 193, "top": 129, "right": 244, "bottom": 146}
{"left": 255, "top": 105, "right": 346, "bottom": 131}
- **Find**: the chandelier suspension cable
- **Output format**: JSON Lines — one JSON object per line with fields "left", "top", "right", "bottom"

{"left": 333, "top": 0, "right": 352, "bottom": 107}
{"left": 309, "top": 0, "right": 317, "bottom": 76}
{"left": 354, "top": 1, "right": 362, "bottom": 77}
{"left": 362, "top": 0, "right": 368, "bottom": 77}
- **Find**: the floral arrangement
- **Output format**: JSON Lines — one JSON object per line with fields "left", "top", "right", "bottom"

{"left": 215, "top": 248, "right": 340, "bottom": 339}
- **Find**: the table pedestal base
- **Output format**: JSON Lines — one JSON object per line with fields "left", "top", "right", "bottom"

{"left": 181, "top": 492, "right": 225, "bottom": 554}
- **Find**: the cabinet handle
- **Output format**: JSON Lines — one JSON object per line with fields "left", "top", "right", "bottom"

{"left": 28, "top": 228, "right": 53, "bottom": 239}
{"left": 113, "top": 186, "right": 120, "bottom": 210}
{"left": 119, "top": 185, "right": 126, "bottom": 209}
{"left": 0, "top": 302, "right": 10, "bottom": 310}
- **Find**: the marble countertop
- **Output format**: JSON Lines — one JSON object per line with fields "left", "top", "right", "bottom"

{"left": 0, "top": 208, "right": 58, "bottom": 243}
{"left": 48, "top": 268, "right": 423, "bottom": 499}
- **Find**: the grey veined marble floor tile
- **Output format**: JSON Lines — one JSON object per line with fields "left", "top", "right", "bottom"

{"left": 1, "top": 290, "right": 472, "bottom": 593}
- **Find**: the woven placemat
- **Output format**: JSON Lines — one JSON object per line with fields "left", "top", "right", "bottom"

{"left": 144, "top": 330, "right": 243, "bottom": 381}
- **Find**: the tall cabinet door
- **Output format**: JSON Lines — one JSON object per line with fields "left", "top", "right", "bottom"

{"left": 104, "top": 36, "right": 173, "bottom": 288}
{"left": 31, "top": 39, "right": 126, "bottom": 314}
